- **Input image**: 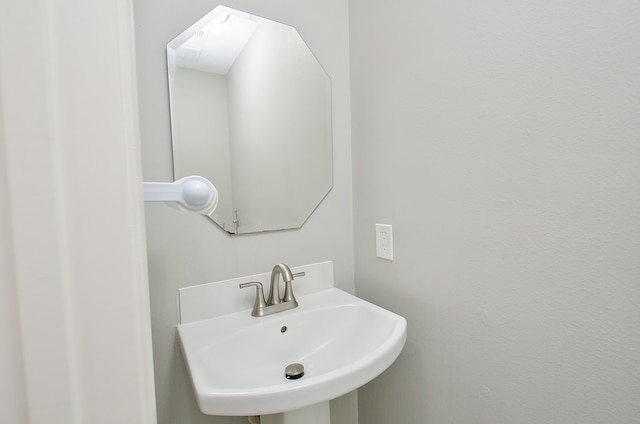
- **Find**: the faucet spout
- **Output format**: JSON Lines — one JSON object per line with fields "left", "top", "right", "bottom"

{"left": 267, "top": 263, "right": 294, "bottom": 305}
{"left": 241, "top": 263, "right": 305, "bottom": 317}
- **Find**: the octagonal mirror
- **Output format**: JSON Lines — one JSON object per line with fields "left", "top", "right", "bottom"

{"left": 167, "top": 6, "right": 333, "bottom": 234}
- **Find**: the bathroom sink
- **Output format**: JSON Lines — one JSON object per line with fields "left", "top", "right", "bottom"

{"left": 177, "top": 287, "right": 407, "bottom": 416}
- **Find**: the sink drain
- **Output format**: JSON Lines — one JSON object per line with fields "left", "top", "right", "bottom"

{"left": 285, "top": 363, "right": 304, "bottom": 380}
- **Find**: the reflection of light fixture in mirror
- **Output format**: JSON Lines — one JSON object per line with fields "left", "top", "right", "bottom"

{"left": 169, "top": 7, "right": 258, "bottom": 75}
{"left": 143, "top": 175, "right": 218, "bottom": 215}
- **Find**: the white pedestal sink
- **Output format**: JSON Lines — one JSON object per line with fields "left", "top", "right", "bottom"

{"left": 261, "top": 401, "right": 329, "bottom": 424}
{"left": 176, "top": 261, "right": 406, "bottom": 422}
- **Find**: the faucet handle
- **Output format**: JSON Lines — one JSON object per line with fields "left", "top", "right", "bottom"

{"left": 239, "top": 282, "right": 268, "bottom": 317}
{"left": 282, "top": 271, "right": 305, "bottom": 304}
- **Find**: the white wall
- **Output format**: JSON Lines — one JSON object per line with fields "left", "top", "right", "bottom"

{"left": 133, "top": 0, "right": 353, "bottom": 423}
{"left": 350, "top": 0, "right": 640, "bottom": 423}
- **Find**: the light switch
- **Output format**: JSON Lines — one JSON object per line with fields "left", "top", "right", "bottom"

{"left": 375, "top": 224, "right": 393, "bottom": 260}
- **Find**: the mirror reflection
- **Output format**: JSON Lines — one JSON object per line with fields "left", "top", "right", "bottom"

{"left": 167, "top": 6, "right": 333, "bottom": 234}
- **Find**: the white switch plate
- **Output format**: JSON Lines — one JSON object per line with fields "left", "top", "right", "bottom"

{"left": 375, "top": 224, "right": 394, "bottom": 260}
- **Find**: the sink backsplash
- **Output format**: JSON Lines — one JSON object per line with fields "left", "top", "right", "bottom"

{"left": 178, "top": 261, "right": 335, "bottom": 324}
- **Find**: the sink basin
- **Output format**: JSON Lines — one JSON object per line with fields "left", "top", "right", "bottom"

{"left": 177, "top": 287, "right": 407, "bottom": 416}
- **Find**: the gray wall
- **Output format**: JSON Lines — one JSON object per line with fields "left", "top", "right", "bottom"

{"left": 136, "top": 0, "right": 640, "bottom": 423}
{"left": 133, "top": 0, "right": 353, "bottom": 423}
{"left": 350, "top": 0, "right": 640, "bottom": 423}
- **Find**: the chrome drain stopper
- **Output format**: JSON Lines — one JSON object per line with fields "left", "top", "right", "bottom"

{"left": 285, "top": 363, "right": 304, "bottom": 380}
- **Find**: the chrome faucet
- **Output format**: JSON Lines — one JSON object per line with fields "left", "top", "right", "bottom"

{"left": 239, "top": 264, "right": 305, "bottom": 317}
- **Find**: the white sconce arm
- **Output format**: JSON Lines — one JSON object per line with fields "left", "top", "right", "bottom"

{"left": 143, "top": 175, "right": 218, "bottom": 215}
